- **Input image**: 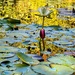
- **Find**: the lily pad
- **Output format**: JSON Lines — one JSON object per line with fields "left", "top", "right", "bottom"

{"left": 16, "top": 52, "right": 39, "bottom": 65}
{"left": 15, "top": 64, "right": 31, "bottom": 74}
{"left": 48, "top": 55, "right": 66, "bottom": 64}
{"left": 39, "top": 61, "right": 51, "bottom": 65}
{"left": 1, "top": 37, "right": 21, "bottom": 44}
{"left": 24, "top": 69, "right": 37, "bottom": 75}
{"left": 7, "top": 56, "right": 19, "bottom": 62}
{"left": 3, "top": 17, "right": 21, "bottom": 24}
{"left": 53, "top": 41, "right": 72, "bottom": 45}
{"left": 1, "top": 71, "right": 13, "bottom": 75}
{"left": 66, "top": 48, "right": 75, "bottom": 51}
{"left": 59, "top": 35, "right": 73, "bottom": 40}
{"left": 0, "top": 46, "right": 19, "bottom": 53}
{"left": 0, "top": 66, "right": 8, "bottom": 71}
{"left": 31, "top": 65, "right": 57, "bottom": 75}
{"left": 51, "top": 64, "right": 74, "bottom": 75}
{"left": 0, "top": 53, "right": 15, "bottom": 58}
{"left": 48, "top": 55, "right": 75, "bottom": 65}
{"left": 11, "top": 71, "right": 22, "bottom": 75}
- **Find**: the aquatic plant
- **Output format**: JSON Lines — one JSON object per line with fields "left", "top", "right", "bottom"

{"left": 37, "top": 6, "right": 52, "bottom": 28}
{"left": 36, "top": 6, "right": 52, "bottom": 51}
{"left": 40, "top": 28, "right": 45, "bottom": 51}
{"left": 16, "top": 52, "right": 75, "bottom": 75}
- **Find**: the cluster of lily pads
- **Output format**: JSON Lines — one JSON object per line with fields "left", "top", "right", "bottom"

{"left": 0, "top": 18, "right": 75, "bottom": 75}
{"left": 0, "top": 7, "right": 75, "bottom": 75}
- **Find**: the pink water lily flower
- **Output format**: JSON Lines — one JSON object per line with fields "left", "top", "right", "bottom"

{"left": 40, "top": 29, "right": 45, "bottom": 39}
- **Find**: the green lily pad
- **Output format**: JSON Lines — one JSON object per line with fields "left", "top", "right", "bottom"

{"left": 48, "top": 56, "right": 65, "bottom": 64}
{"left": 54, "top": 41, "right": 72, "bottom": 45}
{"left": 67, "top": 48, "right": 75, "bottom": 51}
{"left": 11, "top": 71, "right": 22, "bottom": 75}
{"left": 24, "top": 68, "right": 37, "bottom": 75}
{"left": 48, "top": 55, "right": 75, "bottom": 65}
{"left": 3, "top": 17, "right": 21, "bottom": 24}
{"left": 31, "top": 65, "right": 57, "bottom": 75}
{"left": 51, "top": 64, "right": 74, "bottom": 75}
{"left": 1, "top": 71, "right": 12, "bottom": 75}
{"left": 15, "top": 63, "right": 30, "bottom": 74}
{"left": 0, "top": 53, "right": 15, "bottom": 58}
{"left": 16, "top": 52, "right": 39, "bottom": 65}
{"left": 15, "top": 63, "right": 29, "bottom": 67}
{"left": 0, "top": 66, "right": 8, "bottom": 71}
{"left": 39, "top": 61, "right": 51, "bottom": 65}
{"left": 0, "top": 46, "right": 18, "bottom": 53}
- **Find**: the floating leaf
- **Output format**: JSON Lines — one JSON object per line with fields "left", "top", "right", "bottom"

{"left": 48, "top": 55, "right": 75, "bottom": 65}
{"left": 66, "top": 48, "right": 75, "bottom": 51}
{"left": 15, "top": 63, "right": 38, "bottom": 75}
{"left": 1, "top": 71, "right": 12, "bottom": 75}
{"left": 50, "top": 64, "right": 74, "bottom": 75}
{"left": 15, "top": 63, "right": 29, "bottom": 67}
{"left": 12, "top": 71, "right": 22, "bottom": 75}
{"left": 39, "top": 61, "right": 51, "bottom": 65}
{"left": 0, "top": 53, "right": 15, "bottom": 58}
{"left": 0, "top": 46, "right": 18, "bottom": 53}
{"left": 6, "top": 56, "right": 19, "bottom": 62}
{"left": 0, "top": 66, "right": 8, "bottom": 71}
{"left": 54, "top": 41, "right": 72, "bottom": 45}
{"left": 48, "top": 55, "right": 65, "bottom": 64}
{"left": 16, "top": 52, "right": 39, "bottom": 65}
{"left": 15, "top": 63, "right": 30, "bottom": 74}
{"left": 31, "top": 65, "right": 57, "bottom": 75}
{"left": 24, "top": 68, "right": 37, "bottom": 75}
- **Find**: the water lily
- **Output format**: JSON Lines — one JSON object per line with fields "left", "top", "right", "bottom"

{"left": 36, "top": 6, "right": 52, "bottom": 51}
{"left": 37, "top": 6, "right": 51, "bottom": 51}
{"left": 40, "top": 29, "right": 45, "bottom": 39}
{"left": 38, "top": 7, "right": 51, "bottom": 28}
{"left": 39, "top": 29, "right": 45, "bottom": 51}
{"left": 38, "top": 7, "right": 51, "bottom": 16}
{"left": 35, "top": 6, "right": 52, "bottom": 28}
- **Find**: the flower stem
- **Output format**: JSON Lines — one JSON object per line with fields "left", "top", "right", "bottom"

{"left": 39, "top": 38, "right": 42, "bottom": 51}
{"left": 42, "top": 39, "right": 45, "bottom": 51}
{"left": 42, "top": 16, "right": 45, "bottom": 28}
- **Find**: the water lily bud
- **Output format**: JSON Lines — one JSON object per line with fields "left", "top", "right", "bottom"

{"left": 40, "top": 29, "right": 45, "bottom": 39}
